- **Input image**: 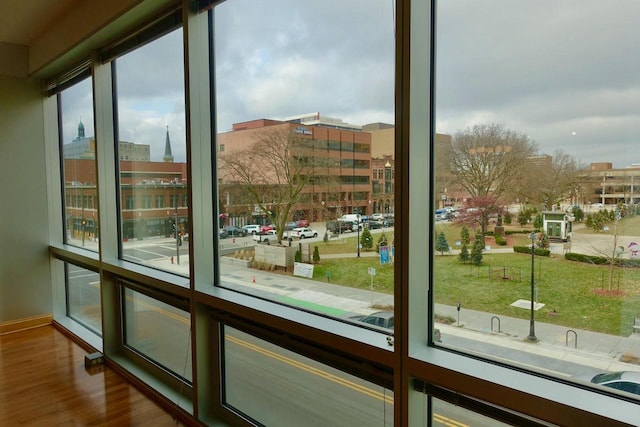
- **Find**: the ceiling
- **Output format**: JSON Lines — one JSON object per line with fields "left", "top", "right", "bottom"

{"left": 0, "top": 0, "right": 79, "bottom": 47}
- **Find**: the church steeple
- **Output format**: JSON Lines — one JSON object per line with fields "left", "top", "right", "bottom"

{"left": 77, "top": 119, "right": 85, "bottom": 139}
{"left": 163, "top": 125, "right": 174, "bottom": 163}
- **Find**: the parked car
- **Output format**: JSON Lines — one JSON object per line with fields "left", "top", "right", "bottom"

{"left": 366, "top": 220, "right": 383, "bottom": 230}
{"left": 349, "top": 311, "right": 441, "bottom": 342}
{"left": 326, "top": 220, "right": 352, "bottom": 234}
{"left": 293, "top": 227, "right": 318, "bottom": 239}
{"left": 252, "top": 231, "right": 276, "bottom": 243}
{"left": 371, "top": 213, "right": 385, "bottom": 221}
{"left": 223, "top": 225, "right": 247, "bottom": 237}
{"left": 260, "top": 224, "right": 274, "bottom": 233}
{"left": 218, "top": 229, "right": 227, "bottom": 239}
{"left": 284, "top": 221, "right": 298, "bottom": 231}
{"left": 581, "top": 371, "right": 640, "bottom": 396}
{"left": 242, "top": 224, "right": 261, "bottom": 235}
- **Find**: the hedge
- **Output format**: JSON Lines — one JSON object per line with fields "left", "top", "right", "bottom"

{"left": 512, "top": 245, "right": 550, "bottom": 257}
{"left": 565, "top": 252, "right": 640, "bottom": 268}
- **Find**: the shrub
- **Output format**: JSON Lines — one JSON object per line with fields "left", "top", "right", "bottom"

{"left": 495, "top": 235, "right": 507, "bottom": 245}
{"left": 458, "top": 243, "right": 470, "bottom": 263}
{"left": 360, "top": 228, "right": 373, "bottom": 251}
{"left": 565, "top": 252, "right": 609, "bottom": 265}
{"left": 460, "top": 225, "right": 470, "bottom": 245}
{"left": 295, "top": 249, "right": 302, "bottom": 262}
{"left": 312, "top": 246, "right": 320, "bottom": 263}
{"left": 436, "top": 231, "right": 450, "bottom": 255}
{"left": 513, "top": 246, "right": 550, "bottom": 257}
{"left": 376, "top": 233, "right": 388, "bottom": 253}
{"left": 471, "top": 235, "right": 484, "bottom": 265}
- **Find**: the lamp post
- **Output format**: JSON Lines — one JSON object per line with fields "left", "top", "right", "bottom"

{"left": 81, "top": 183, "right": 86, "bottom": 247}
{"left": 527, "top": 232, "right": 537, "bottom": 341}
{"left": 173, "top": 178, "right": 180, "bottom": 265}
{"left": 355, "top": 207, "right": 360, "bottom": 258}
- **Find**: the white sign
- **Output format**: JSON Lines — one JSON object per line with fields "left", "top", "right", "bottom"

{"left": 293, "top": 262, "right": 314, "bottom": 278}
{"left": 368, "top": 267, "right": 376, "bottom": 276}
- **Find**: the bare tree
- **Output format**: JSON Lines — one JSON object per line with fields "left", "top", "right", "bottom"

{"left": 451, "top": 123, "right": 537, "bottom": 200}
{"left": 218, "top": 126, "right": 324, "bottom": 243}
{"left": 530, "top": 150, "right": 585, "bottom": 210}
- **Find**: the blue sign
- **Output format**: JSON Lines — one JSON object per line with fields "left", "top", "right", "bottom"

{"left": 379, "top": 246, "right": 390, "bottom": 264}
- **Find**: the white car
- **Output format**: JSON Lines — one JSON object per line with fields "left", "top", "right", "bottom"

{"left": 242, "top": 224, "right": 261, "bottom": 234}
{"left": 252, "top": 229, "right": 277, "bottom": 243}
{"left": 293, "top": 227, "right": 318, "bottom": 239}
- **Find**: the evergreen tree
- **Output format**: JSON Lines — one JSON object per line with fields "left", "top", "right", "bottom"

{"left": 376, "top": 233, "right": 388, "bottom": 253}
{"left": 295, "top": 249, "right": 302, "bottom": 263}
{"left": 313, "top": 246, "right": 320, "bottom": 263}
{"left": 360, "top": 228, "right": 373, "bottom": 251}
{"left": 534, "top": 213, "right": 543, "bottom": 230}
{"left": 471, "top": 235, "right": 484, "bottom": 265}
{"left": 517, "top": 209, "right": 529, "bottom": 227}
{"left": 436, "top": 231, "right": 450, "bottom": 255}
{"left": 458, "top": 243, "right": 470, "bottom": 264}
{"left": 323, "top": 230, "right": 329, "bottom": 244}
{"left": 460, "top": 225, "right": 470, "bottom": 245}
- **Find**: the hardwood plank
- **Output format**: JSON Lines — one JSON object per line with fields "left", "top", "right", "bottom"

{"left": 0, "top": 326, "right": 185, "bottom": 426}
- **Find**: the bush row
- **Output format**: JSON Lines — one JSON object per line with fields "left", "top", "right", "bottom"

{"left": 565, "top": 252, "right": 640, "bottom": 268}
{"left": 512, "top": 246, "right": 550, "bottom": 256}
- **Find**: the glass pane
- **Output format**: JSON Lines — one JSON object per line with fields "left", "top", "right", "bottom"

{"left": 123, "top": 287, "right": 191, "bottom": 382}
{"left": 213, "top": 0, "right": 396, "bottom": 328}
{"left": 223, "top": 326, "right": 393, "bottom": 426}
{"left": 115, "top": 28, "right": 189, "bottom": 276}
{"left": 60, "top": 77, "right": 98, "bottom": 250}
{"left": 66, "top": 263, "right": 102, "bottom": 335}
{"left": 434, "top": 0, "right": 640, "bottom": 397}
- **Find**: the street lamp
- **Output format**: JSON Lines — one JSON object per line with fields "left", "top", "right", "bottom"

{"left": 173, "top": 178, "right": 180, "bottom": 265}
{"left": 527, "top": 232, "right": 537, "bottom": 341}
{"left": 355, "top": 207, "right": 360, "bottom": 258}
{"left": 81, "top": 183, "right": 86, "bottom": 246}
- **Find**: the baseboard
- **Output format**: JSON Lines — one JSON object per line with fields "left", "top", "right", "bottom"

{"left": 0, "top": 314, "right": 53, "bottom": 335}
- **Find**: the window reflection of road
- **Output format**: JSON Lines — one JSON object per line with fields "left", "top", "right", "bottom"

{"left": 67, "top": 262, "right": 481, "bottom": 425}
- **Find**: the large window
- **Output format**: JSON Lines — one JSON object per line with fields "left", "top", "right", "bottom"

{"left": 42, "top": 1, "right": 640, "bottom": 426}
{"left": 212, "top": 0, "right": 396, "bottom": 328}
{"left": 66, "top": 263, "right": 101, "bottom": 335}
{"left": 59, "top": 77, "right": 98, "bottom": 251}
{"left": 123, "top": 285, "right": 191, "bottom": 382}
{"left": 223, "top": 326, "right": 393, "bottom": 426}
{"left": 115, "top": 28, "right": 189, "bottom": 276}
{"left": 433, "top": 0, "right": 640, "bottom": 401}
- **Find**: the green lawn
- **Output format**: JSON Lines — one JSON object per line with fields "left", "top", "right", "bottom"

{"left": 307, "top": 251, "right": 640, "bottom": 336}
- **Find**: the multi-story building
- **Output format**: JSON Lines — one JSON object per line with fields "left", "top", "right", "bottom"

{"left": 579, "top": 162, "right": 640, "bottom": 206}
{"left": 63, "top": 120, "right": 151, "bottom": 161}
{"left": 217, "top": 118, "right": 372, "bottom": 223}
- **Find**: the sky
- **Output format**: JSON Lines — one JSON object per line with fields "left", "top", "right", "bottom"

{"left": 61, "top": 0, "right": 640, "bottom": 168}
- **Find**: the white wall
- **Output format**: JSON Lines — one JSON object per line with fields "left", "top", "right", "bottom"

{"left": 0, "top": 75, "right": 51, "bottom": 322}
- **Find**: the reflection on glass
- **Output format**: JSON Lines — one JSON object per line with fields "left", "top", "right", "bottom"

{"left": 123, "top": 287, "right": 191, "bottom": 381}
{"left": 223, "top": 326, "right": 393, "bottom": 426}
{"left": 66, "top": 263, "right": 101, "bottom": 335}
{"left": 434, "top": 0, "right": 640, "bottom": 395}
{"left": 213, "top": 0, "right": 396, "bottom": 325}
{"left": 429, "top": 395, "right": 519, "bottom": 427}
{"left": 59, "top": 77, "right": 98, "bottom": 250}
{"left": 115, "top": 28, "right": 189, "bottom": 276}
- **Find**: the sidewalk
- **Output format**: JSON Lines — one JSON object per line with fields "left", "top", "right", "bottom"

{"left": 104, "top": 235, "right": 640, "bottom": 374}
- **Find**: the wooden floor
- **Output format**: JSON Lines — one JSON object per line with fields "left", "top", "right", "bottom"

{"left": 0, "top": 325, "right": 183, "bottom": 426}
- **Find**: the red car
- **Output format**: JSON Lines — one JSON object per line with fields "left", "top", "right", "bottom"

{"left": 296, "top": 219, "right": 309, "bottom": 227}
{"left": 260, "top": 225, "right": 274, "bottom": 233}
